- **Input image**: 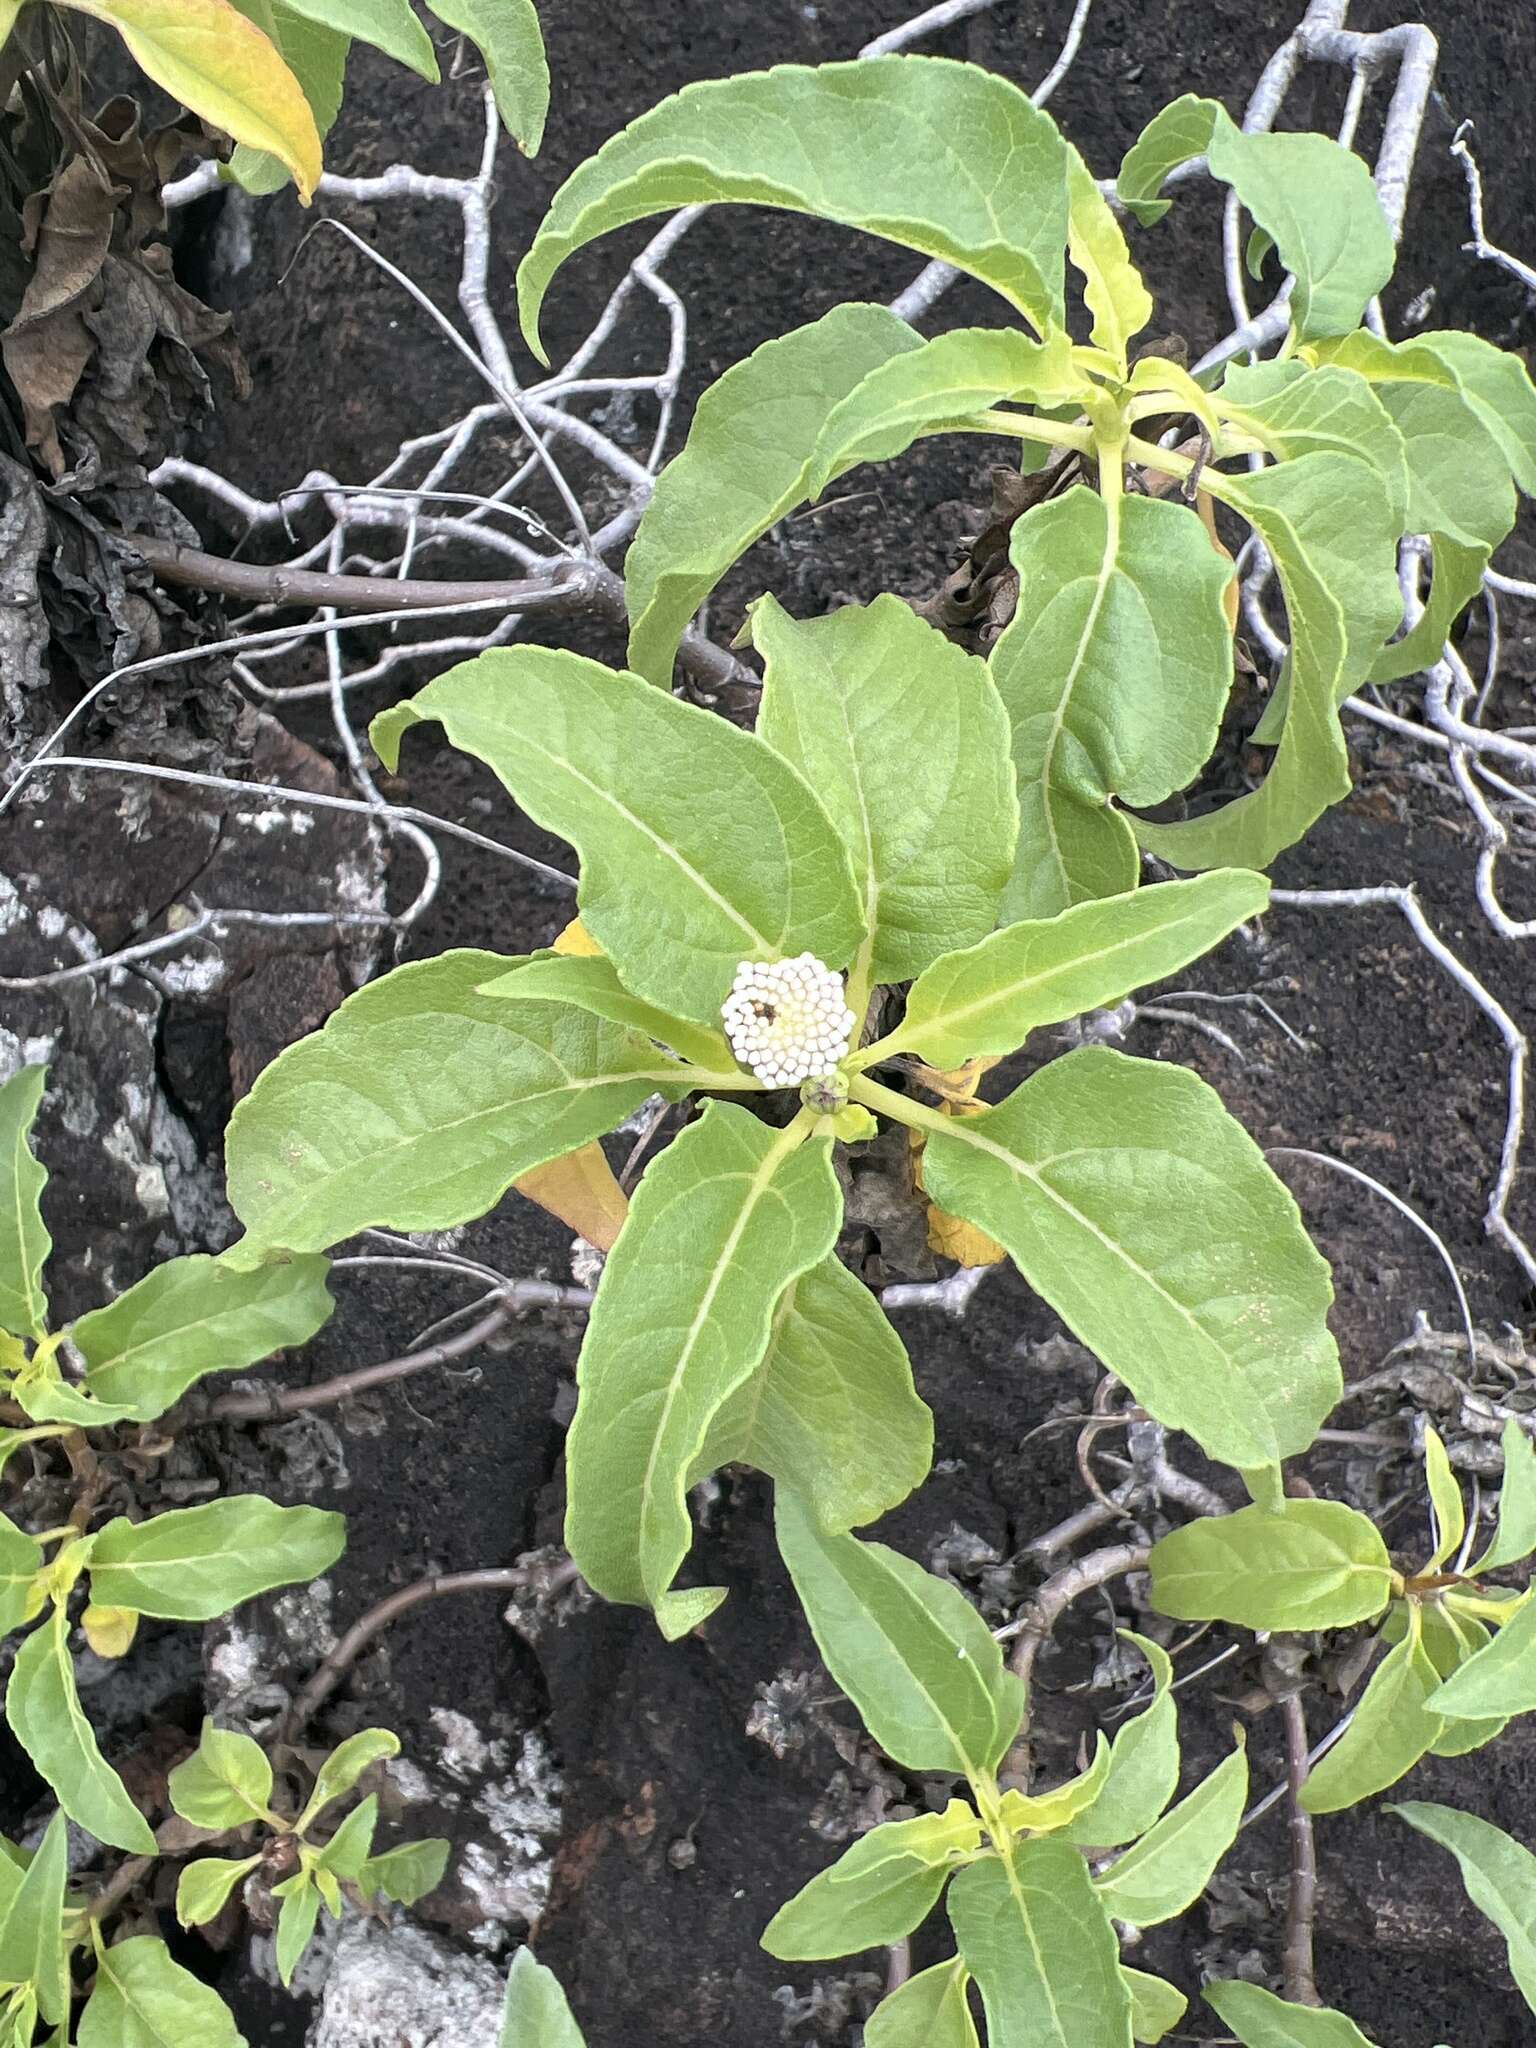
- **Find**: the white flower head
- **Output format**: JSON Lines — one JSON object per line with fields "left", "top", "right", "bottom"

{"left": 721, "top": 953, "right": 858, "bottom": 1088}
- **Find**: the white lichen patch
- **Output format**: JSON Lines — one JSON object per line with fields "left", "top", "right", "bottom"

{"left": 306, "top": 1917, "right": 506, "bottom": 2048}
{"left": 721, "top": 954, "right": 856, "bottom": 1087}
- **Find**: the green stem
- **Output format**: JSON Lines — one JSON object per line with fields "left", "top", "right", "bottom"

{"left": 666, "top": 1060, "right": 765, "bottom": 1093}
{"left": 851, "top": 1073, "right": 955, "bottom": 1140}
{"left": 965, "top": 408, "right": 1097, "bottom": 456}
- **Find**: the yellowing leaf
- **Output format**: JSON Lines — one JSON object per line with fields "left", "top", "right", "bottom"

{"left": 908, "top": 1077, "right": 1007, "bottom": 1268}
{"left": 81, "top": 1604, "right": 140, "bottom": 1659}
{"left": 60, "top": 0, "right": 323, "bottom": 201}
{"left": 515, "top": 1143, "right": 629, "bottom": 1253}
{"left": 553, "top": 917, "right": 603, "bottom": 958}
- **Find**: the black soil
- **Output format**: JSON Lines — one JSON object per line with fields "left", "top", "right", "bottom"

{"left": 19, "top": 1, "right": 1536, "bottom": 2042}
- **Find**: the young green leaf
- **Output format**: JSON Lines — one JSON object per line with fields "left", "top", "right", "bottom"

{"left": 372, "top": 656, "right": 863, "bottom": 1028}
{"left": 752, "top": 594, "right": 1018, "bottom": 985}
{"left": 1067, "top": 148, "right": 1151, "bottom": 371}
{"left": 1148, "top": 1501, "right": 1394, "bottom": 1631}
{"left": 1215, "top": 361, "right": 1409, "bottom": 529}
{"left": 1410, "top": 329, "right": 1536, "bottom": 494}
{"left": 176, "top": 1855, "right": 262, "bottom": 1930}
{"left": 225, "top": 952, "right": 687, "bottom": 1262}
{"left": 87, "top": 1497, "right": 344, "bottom": 1620}
{"left": 299, "top": 1729, "right": 401, "bottom": 1829}
{"left": 625, "top": 305, "right": 921, "bottom": 686}
{"left": 71, "top": 1252, "right": 334, "bottom": 1421}
{"left": 59, "top": 0, "right": 323, "bottom": 200}
{"left": 272, "top": 1874, "right": 321, "bottom": 1988}
{"left": 1124, "top": 1969, "right": 1187, "bottom": 2045}
{"left": 566, "top": 1106, "right": 841, "bottom": 1638}
{"left": 690, "top": 1252, "right": 933, "bottom": 1536}
{"left": 14, "top": 1376, "right": 142, "bottom": 1430}
{"left": 314, "top": 1794, "right": 378, "bottom": 1884}
{"left": 517, "top": 58, "right": 1071, "bottom": 359}
{"left": 1205, "top": 1980, "right": 1380, "bottom": 2047}
{"left": 776, "top": 1490, "right": 1023, "bottom": 1780}
{"left": 762, "top": 1802, "right": 982, "bottom": 1959}
{"left": 865, "top": 1958, "right": 979, "bottom": 2048}
{"left": 1391, "top": 1801, "right": 1536, "bottom": 2012}
{"left": 1423, "top": 1425, "right": 1467, "bottom": 1571}
{"left": 949, "top": 1836, "right": 1132, "bottom": 2048}
{"left": 1137, "top": 452, "right": 1400, "bottom": 873}
{"left": 0, "top": 1812, "right": 70, "bottom": 2029}
{"left": 359, "top": 1835, "right": 451, "bottom": 1905}
{"left": 0, "top": 1066, "right": 50, "bottom": 1341}
{"left": 1415, "top": 1607, "right": 1506, "bottom": 1758}
{"left": 168, "top": 1720, "right": 275, "bottom": 1830}
{"left": 997, "top": 1735, "right": 1110, "bottom": 1834}
{"left": 226, "top": 2, "right": 348, "bottom": 195}
{"left": 7, "top": 1607, "right": 157, "bottom": 1852}
{"left": 1474, "top": 1417, "right": 1536, "bottom": 1573}
{"left": 1118, "top": 95, "right": 1393, "bottom": 338}
{"left": 427, "top": 0, "right": 549, "bottom": 154}
{"left": 274, "top": 0, "right": 436, "bottom": 77}
{"left": 475, "top": 953, "right": 731, "bottom": 1071}
{"left": 990, "top": 488, "right": 1235, "bottom": 921}
{"left": 889, "top": 871, "right": 1267, "bottom": 1068}
{"left": 913, "top": 1049, "right": 1340, "bottom": 1471}
{"left": 501, "top": 1947, "right": 587, "bottom": 2048}
{"left": 0, "top": 1512, "right": 43, "bottom": 1636}
{"left": 1301, "top": 1633, "right": 1443, "bottom": 1813}
{"left": 1427, "top": 1589, "right": 1536, "bottom": 1721}
{"left": 805, "top": 328, "right": 1085, "bottom": 497}
{"left": 1063, "top": 1633, "right": 1179, "bottom": 1850}
{"left": 1092, "top": 1734, "right": 1247, "bottom": 1926}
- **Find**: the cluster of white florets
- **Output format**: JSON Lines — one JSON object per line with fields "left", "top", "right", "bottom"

{"left": 721, "top": 954, "right": 858, "bottom": 1088}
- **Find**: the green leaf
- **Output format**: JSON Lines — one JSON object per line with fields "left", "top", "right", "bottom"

{"left": 1416, "top": 1606, "right": 1506, "bottom": 1757}
{"left": 0, "top": 1067, "right": 50, "bottom": 1341}
{"left": 426, "top": 0, "right": 548, "bottom": 154}
{"left": 1412, "top": 329, "right": 1536, "bottom": 493}
{"left": 1301, "top": 1632, "right": 1443, "bottom": 1813}
{"left": 72, "top": 1252, "right": 333, "bottom": 1421}
{"left": 753, "top": 593, "right": 1018, "bottom": 985}
{"left": 997, "top": 1735, "right": 1110, "bottom": 1834}
{"left": 1124, "top": 1969, "right": 1187, "bottom": 2045}
{"left": 272, "top": 0, "right": 435, "bottom": 78}
{"left": 989, "top": 488, "right": 1234, "bottom": 921}
{"left": 566, "top": 1106, "right": 841, "bottom": 1637}
{"left": 691, "top": 1251, "right": 932, "bottom": 1535}
{"left": 87, "top": 1496, "right": 344, "bottom": 1620}
{"left": 0, "top": 1512, "right": 43, "bottom": 1636}
{"left": 762, "top": 1801, "right": 982, "bottom": 1959}
{"left": 890, "top": 870, "right": 1267, "bottom": 1067}
{"left": 1136, "top": 452, "right": 1399, "bottom": 873}
{"left": 168, "top": 1720, "right": 275, "bottom": 1830}
{"left": 372, "top": 657, "right": 863, "bottom": 1029}
{"left": 14, "top": 1376, "right": 140, "bottom": 1429}
{"left": 359, "top": 1836, "right": 451, "bottom": 1905}
{"left": 1391, "top": 1801, "right": 1536, "bottom": 2013}
{"left": 805, "top": 327, "right": 1085, "bottom": 498}
{"left": 1216, "top": 360, "right": 1410, "bottom": 529}
{"left": 1427, "top": 1588, "right": 1536, "bottom": 1721}
{"left": 500, "top": 1947, "right": 587, "bottom": 2048}
{"left": 475, "top": 953, "right": 731, "bottom": 1071}
{"left": 226, "top": 1, "right": 348, "bottom": 194}
{"left": 625, "top": 305, "right": 921, "bottom": 686}
{"left": 314, "top": 1795, "right": 377, "bottom": 1884}
{"left": 299, "top": 1729, "right": 401, "bottom": 1829}
{"left": 1474, "top": 1417, "right": 1536, "bottom": 1573}
{"left": 916, "top": 1048, "right": 1340, "bottom": 1471}
{"left": 272, "top": 1876, "right": 321, "bottom": 1988}
{"left": 176, "top": 1855, "right": 262, "bottom": 1929}
{"left": 0, "top": 1813, "right": 70, "bottom": 2028}
{"left": 1092, "top": 1734, "right": 1247, "bottom": 1926}
{"left": 1118, "top": 95, "right": 1393, "bottom": 339}
{"left": 517, "top": 57, "right": 1071, "bottom": 360}
{"left": 1205, "top": 1981, "right": 1380, "bottom": 2047}
{"left": 7, "top": 1607, "right": 156, "bottom": 1852}
{"left": 1149, "top": 1500, "right": 1394, "bottom": 1631}
{"left": 775, "top": 1489, "right": 1023, "bottom": 1780}
{"left": 1067, "top": 148, "right": 1151, "bottom": 370}
{"left": 224, "top": 952, "right": 687, "bottom": 1262}
{"left": 1424, "top": 1425, "right": 1467, "bottom": 1570}
{"left": 865, "top": 1959, "right": 979, "bottom": 2048}
{"left": 949, "top": 1836, "right": 1132, "bottom": 2048}
{"left": 1064, "top": 1633, "right": 1179, "bottom": 1850}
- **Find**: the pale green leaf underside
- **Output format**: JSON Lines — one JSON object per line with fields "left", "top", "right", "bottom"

{"left": 224, "top": 951, "right": 687, "bottom": 1262}
{"left": 892, "top": 870, "right": 1267, "bottom": 1067}
{"left": 920, "top": 1048, "right": 1340, "bottom": 1470}
{"left": 1428, "top": 1591, "right": 1536, "bottom": 1720}
{"left": 776, "top": 1489, "right": 1022, "bottom": 1779}
{"left": 1067, "top": 146, "right": 1151, "bottom": 368}
{"left": 1092, "top": 1737, "right": 1247, "bottom": 1926}
{"left": 1301, "top": 1635, "right": 1442, "bottom": 1813}
{"left": 1124, "top": 1969, "right": 1187, "bottom": 2045}
{"left": 1216, "top": 360, "right": 1409, "bottom": 531}
{"left": 949, "top": 1837, "right": 1132, "bottom": 2048}
{"left": 428, "top": 0, "right": 549, "bottom": 154}
{"left": 1391, "top": 1801, "right": 1536, "bottom": 2014}
{"left": 0, "top": 1066, "right": 51, "bottom": 1340}
{"left": 501, "top": 1948, "right": 588, "bottom": 2048}
{"left": 228, "top": 3, "right": 348, "bottom": 193}
{"left": 866, "top": 1959, "right": 979, "bottom": 2048}
{"left": 753, "top": 592, "right": 1018, "bottom": 984}
{"left": 1148, "top": 1500, "right": 1394, "bottom": 1631}
{"left": 565, "top": 1105, "right": 842, "bottom": 1635}
{"left": 1064, "top": 1635, "right": 1178, "bottom": 1850}
{"left": 72, "top": 1252, "right": 334, "bottom": 1420}
{"left": 1205, "top": 1980, "right": 1380, "bottom": 2047}
{"left": 372, "top": 654, "right": 863, "bottom": 1026}
{"left": 626, "top": 304, "right": 920, "bottom": 686}
{"left": 517, "top": 57, "right": 1071, "bottom": 359}
{"left": 0, "top": 1512, "right": 43, "bottom": 1637}
{"left": 0, "top": 1812, "right": 70, "bottom": 2026}
{"left": 278, "top": 0, "right": 436, "bottom": 78}
{"left": 991, "top": 488, "right": 1235, "bottom": 922}
{"left": 86, "top": 1496, "right": 345, "bottom": 1621}
{"left": 7, "top": 1607, "right": 157, "bottom": 1852}
{"left": 1475, "top": 1417, "right": 1536, "bottom": 1574}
